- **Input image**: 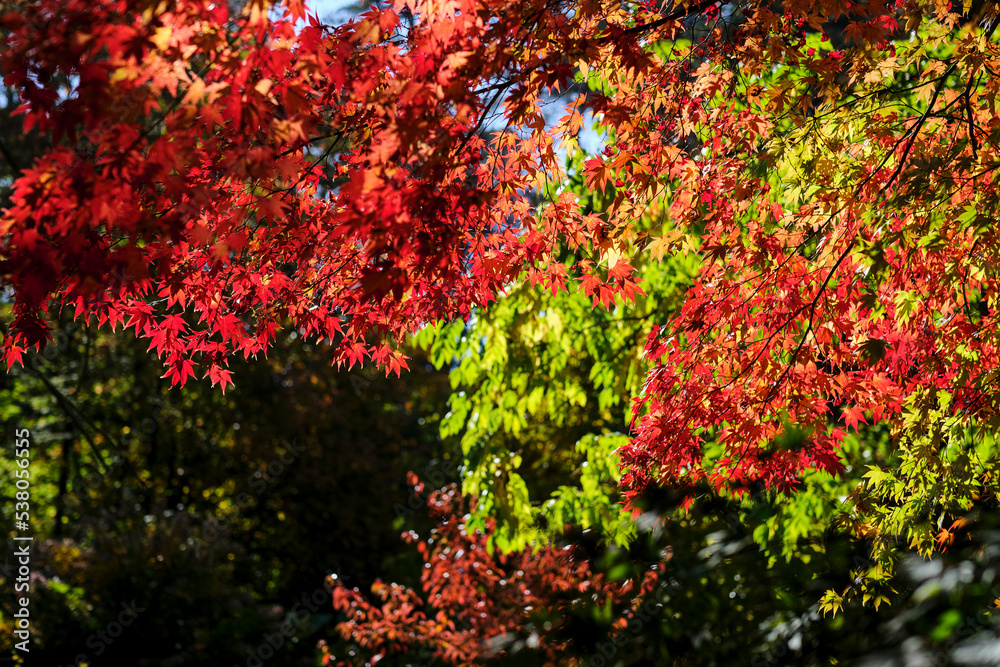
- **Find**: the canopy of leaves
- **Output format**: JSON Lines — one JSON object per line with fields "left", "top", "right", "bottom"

{"left": 5, "top": 0, "right": 1000, "bottom": 508}
{"left": 8, "top": 0, "right": 1000, "bottom": 664}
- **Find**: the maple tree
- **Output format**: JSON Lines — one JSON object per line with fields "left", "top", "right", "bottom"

{"left": 7, "top": 0, "right": 1000, "bottom": 621}
{"left": 1, "top": 0, "right": 996, "bottom": 493}
{"left": 328, "top": 474, "right": 654, "bottom": 666}
{"left": 0, "top": 0, "right": 639, "bottom": 389}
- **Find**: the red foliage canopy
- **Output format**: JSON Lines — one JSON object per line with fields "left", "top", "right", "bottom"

{"left": 1, "top": 0, "right": 645, "bottom": 388}
{"left": 4, "top": 0, "right": 998, "bottom": 494}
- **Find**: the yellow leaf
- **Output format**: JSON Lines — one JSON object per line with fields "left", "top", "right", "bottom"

{"left": 151, "top": 26, "right": 172, "bottom": 50}
{"left": 602, "top": 243, "right": 624, "bottom": 270}
{"left": 647, "top": 230, "right": 681, "bottom": 261}
{"left": 362, "top": 170, "right": 382, "bottom": 193}
{"left": 111, "top": 67, "right": 133, "bottom": 83}
{"left": 444, "top": 50, "right": 472, "bottom": 71}
{"left": 255, "top": 78, "right": 273, "bottom": 96}
{"left": 182, "top": 77, "right": 206, "bottom": 105}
